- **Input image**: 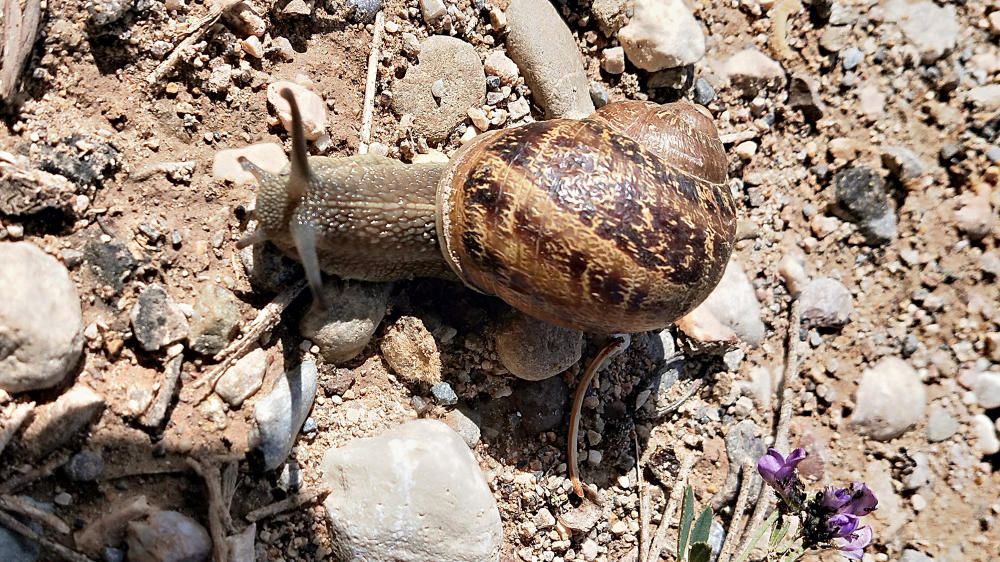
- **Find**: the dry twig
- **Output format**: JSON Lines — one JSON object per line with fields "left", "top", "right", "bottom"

{"left": 245, "top": 487, "right": 330, "bottom": 523}
{"left": 645, "top": 454, "right": 695, "bottom": 562}
{"left": 0, "top": 451, "right": 70, "bottom": 494}
{"left": 0, "top": 494, "right": 71, "bottom": 534}
{"left": 357, "top": 11, "right": 385, "bottom": 154}
{"left": 636, "top": 431, "right": 650, "bottom": 562}
{"left": 146, "top": 0, "right": 242, "bottom": 84}
{"left": 717, "top": 461, "right": 757, "bottom": 562}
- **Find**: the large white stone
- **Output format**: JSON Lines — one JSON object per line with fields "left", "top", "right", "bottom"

{"left": 617, "top": 0, "right": 705, "bottom": 71}
{"left": 266, "top": 81, "right": 328, "bottom": 141}
{"left": 850, "top": 357, "right": 926, "bottom": 441}
{"left": 322, "top": 419, "right": 502, "bottom": 562}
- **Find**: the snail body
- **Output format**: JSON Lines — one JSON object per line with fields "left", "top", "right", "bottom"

{"left": 240, "top": 89, "right": 736, "bottom": 334}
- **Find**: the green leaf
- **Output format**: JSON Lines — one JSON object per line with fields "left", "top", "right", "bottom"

{"left": 769, "top": 517, "right": 790, "bottom": 549}
{"left": 690, "top": 506, "right": 713, "bottom": 544}
{"left": 733, "top": 510, "right": 780, "bottom": 562}
{"left": 678, "top": 485, "right": 695, "bottom": 560}
{"left": 688, "top": 542, "right": 711, "bottom": 562}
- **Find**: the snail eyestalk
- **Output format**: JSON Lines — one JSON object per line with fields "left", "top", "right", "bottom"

{"left": 279, "top": 87, "right": 312, "bottom": 201}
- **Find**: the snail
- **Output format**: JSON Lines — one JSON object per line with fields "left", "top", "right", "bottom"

{"left": 237, "top": 89, "right": 736, "bottom": 335}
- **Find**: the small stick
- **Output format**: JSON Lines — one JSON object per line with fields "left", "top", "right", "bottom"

{"left": 357, "top": 11, "right": 385, "bottom": 155}
{"left": 636, "top": 431, "right": 650, "bottom": 562}
{"left": 146, "top": 0, "right": 241, "bottom": 84}
{"left": 654, "top": 378, "right": 704, "bottom": 419}
{"left": 568, "top": 334, "right": 630, "bottom": 498}
{"left": 645, "top": 454, "right": 695, "bottom": 562}
{"left": 244, "top": 487, "right": 330, "bottom": 523}
{"left": 186, "top": 458, "right": 233, "bottom": 562}
{"left": 0, "top": 508, "right": 96, "bottom": 562}
{"left": 0, "top": 451, "right": 70, "bottom": 494}
{"left": 0, "top": 401, "right": 34, "bottom": 457}
{"left": 140, "top": 352, "right": 184, "bottom": 428}
{"left": 0, "top": 494, "right": 71, "bottom": 534}
{"left": 190, "top": 279, "right": 307, "bottom": 400}
{"left": 717, "top": 461, "right": 757, "bottom": 562}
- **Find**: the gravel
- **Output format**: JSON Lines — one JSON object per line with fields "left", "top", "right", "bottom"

{"left": 834, "top": 166, "right": 897, "bottom": 245}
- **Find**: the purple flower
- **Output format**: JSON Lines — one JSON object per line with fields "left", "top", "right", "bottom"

{"left": 757, "top": 448, "right": 806, "bottom": 502}
{"left": 833, "top": 524, "right": 872, "bottom": 560}
{"left": 822, "top": 483, "right": 878, "bottom": 516}
{"left": 826, "top": 513, "right": 860, "bottom": 538}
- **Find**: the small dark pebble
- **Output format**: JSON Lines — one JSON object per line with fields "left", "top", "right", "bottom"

{"left": 322, "top": 368, "right": 357, "bottom": 396}
{"left": 834, "top": 166, "right": 896, "bottom": 245}
{"left": 102, "top": 547, "right": 125, "bottom": 562}
{"left": 693, "top": 78, "right": 716, "bottom": 105}
{"left": 343, "top": 0, "right": 382, "bottom": 22}
{"left": 84, "top": 237, "right": 139, "bottom": 293}
{"left": 65, "top": 450, "right": 104, "bottom": 482}
{"left": 39, "top": 134, "right": 121, "bottom": 188}
{"left": 901, "top": 334, "right": 919, "bottom": 357}
{"left": 431, "top": 382, "right": 458, "bottom": 405}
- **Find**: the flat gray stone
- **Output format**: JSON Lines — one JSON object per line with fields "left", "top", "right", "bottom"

{"left": 129, "top": 284, "right": 189, "bottom": 352}
{"left": 884, "top": 0, "right": 960, "bottom": 63}
{"left": 850, "top": 356, "right": 925, "bottom": 441}
{"left": 322, "top": 420, "right": 502, "bottom": 562}
{"left": 798, "top": 277, "right": 853, "bottom": 329}
{"left": 251, "top": 359, "right": 318, "bottom": 471}
{"left": 215, "top": 348, "right": 267, "bottom": 408}
{"left": 300, "top": 281, "right": 389, "bottom": 364}
{"left": 0, "top": 242, "right": 83, "bottom": 393}
{"left": 495, "top": 312, "right": 582, "bottom": 381}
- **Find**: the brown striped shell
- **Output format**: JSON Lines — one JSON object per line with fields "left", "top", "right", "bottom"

{"left": 436, "top": 100, "right": 735, "bottom": 334}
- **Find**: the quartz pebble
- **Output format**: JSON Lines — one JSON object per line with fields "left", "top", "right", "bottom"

{"left": 601, "top": 47, "right": 625, "bottom": 74}
{"left": 883, "top": 0, "right": 960, "bottom": 63}
{"left": 617, "top": 0, "right": 705, "bottom": 71}
{"left": 215, "top": 348, "right": 268, "bottom": 408}
{"left": 850, "top": 357, "right": 925, "bottom": 441}
{"left": 926, "top": 404, "right": 959, "bottom": 442}
{"left": 21, "top": 383, "right": 105, "bottom": 457}
{"left": 0, "top": 242, "right": 84, "bottom": 393}
{"left": 723, "top": 49, "right": 785, "bottom": 96}
{"left": 973, "top": 373, "right": 1000, "bottom": 409}
{"left": 972, "top": 414, "right": 1000, "bottom": 455}
{"left": 126, "top": 511, "right": 211, "bottom": 562}
{"left": 267, "top": 81, "right": 327, "bottom": 141}
{"left": 682, "top": 260, "right": 764, "bottom": 346}
{"left": 798, "top": 277, "right": 852, "bottom": 329}
{"left": 484, "top": 51, "right": 520, "bottom": 85}
{"left": 380, "top": 316, "right": 442, "bottom": 385}
{"left": 322, "top": 420, "right": 502, "bottom": 562}
{"left": 212, "top": 143, "right": 288, "bottom": 185}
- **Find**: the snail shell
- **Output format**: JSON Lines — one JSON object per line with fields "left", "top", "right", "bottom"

{"left": 436, "top": 100, "right": 735, "bottom": 333}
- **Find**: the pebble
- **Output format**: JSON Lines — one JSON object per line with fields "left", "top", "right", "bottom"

{"left": 900, "top": 549, "right": 934, "bottom": 562}
{"left": 589, "top": 81, "right": 610, "bottom": 108}
{"left": 592, "top": 0, "right": 628, "bottom": 35}
{"left": 467, "top": 107, "right": 489, "bottom": 131}
{"left": 581, "top": 538, "right": 599, "bottom": 560}
{"left": 722, "top": 49, "right": 785, "bottom": 96}
{"left": 505, "top": 0, "right": 594, "bottom": 119}
{"left": 277, "top": 461, "right": 303, "bottom": 493}
{"left": 54, "top": 492, "right": 72, "bottom": 506}
{"left": 241, "top": 35, "right": 264, "bottom": 58}
{"left": 251, "top": 359, "right": 318, "bottom": 471}
{"left": 601, "top": 47, "right": 626, "bottom": 74}
{"left": 87, "top": 0, "right": 133, "bottom": 27}
{"left": 21, "top": 383, "right": 105, "bottom": 457}
{"left": 129, "top": 284, "right": 189, "bottom": 352}
{"left": 299, "top": 281, "right": 390, "bottom": 363}
{"left": 798, "top": 277, "right": 852, "bottom": 329}
{"left": 787, "top": 75, "right": 825, "bottom": 121}
{"left": 267, "top": 81, "right": 327, "bottom": 141}
{"left": 973, "top": 373, "right": 1000, "bottom": 409}
{"left": 215, "top": 348, "right": 267, "bottom": 408}
{"left": 431, "top": 382, "right": 459, "bottom": 405}
{"left": 953, "top": 192, "right": 994, "bottom": 240}
{"left": 534, "top": 507, "right": 556, "bottom": 530}
{"left": 483, "top": 51, "right": 520, "bottom": 86}
{"left": 380, "top": 316, "right": 442, "bottom": 385}
{"left": 444, "top": 409, "right": 481, "bottom": 447}
{"left": 188, "top": 284, "right": 241, "bottom": 356}
{"left": 926, "top": 404, "right": 959, "bottom": 442}
{"left": 881, "top": 146, "right": 925, "bottom": 181}
{"left": 968, "top": 85, "right": 1000, "bottom": 111}
{"left": 850, "top": 356, "right": 926, "bottom": 441}
{"left": 617, "top": 0, "right": 705, "bottom": 71}
{"left": 401, "top": 32, "right": 421, "bottom": 57}
{"left": 0, "top": 242, "right": 83, "bottom": 393}
{"left": 39, "top": 134, "right": 121, "bottom": 188}
{"left": 693, "top": 77, "right": 715, "bottom": 105}
{"left": 903, "top": 451, "right": 932, "bottom": 490}
{"left": 66, "top": 450, "right": 105, "bottom": 482}
{"left": 418, "top": 0, "right": 447, "bottom": 26}
{"left": 734, "top": 140, "right": 757, "bottom": 160}
{"left": 0, "top": 154, "right": 78, "bottom": 219}
{"left": 205, "top": 63, "right": 233, "bottom": 95}
{"left": 834, "top": 166, "right": 897, "bottom": 245}
{"left": 683, "top": 259, "right": 765, "bottom": 346}
{"left": 212, "top": 143, "right": 288, "bottom": 185}
{"left": 321, "top": 420, "right": 502, "bottom": 562}
{"left": 495, "top": 312, "right": 583, "bottom": 380}
{"left": 972, "top": 414, "right": 1000, "bottom": 455}
{"left": 512, "top": 375, "right": 569, "bottom": 434}
{"left": 841, "top": 47, "right": 862, "bottom": 70}
{"left": 393, "top": 36, "right": 486, "bottom": 142}
{"left": 344, "top": 0, "right": 381, "bottom": 23}
{"left": 507, "top": 97, "right": 531, "bottom": 121}
{"left": 883, "top": 0, "right": 960, "bottom": 63}
{"left": 857, "top": 85, "right": 886, "bottom": 119}
{"left": 126, "top": 511, "right": 212, "bottom": 562}
{"left": 776, "top": 253, "right": 808, "bottom": 296}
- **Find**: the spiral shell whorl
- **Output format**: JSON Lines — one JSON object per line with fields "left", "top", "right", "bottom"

{"left": 437, "top": 101, "right": 736, "bottom": 334}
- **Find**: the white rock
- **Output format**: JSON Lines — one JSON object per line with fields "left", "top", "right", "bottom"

{"left": 212, "top": 143, "right": 288, "bottom": 185}
{"left": 798, "top": 277, "right": 853, "bottom": 329}
{"left": 21, "top": 384, "right": 104, "bottom": 457}
{"left": 322, "top": 420, "right": 502, "bottom": 562}
{"left": 617, "top": 0, "right": 706, "bottom": 71}
{"left": 0, "top": 242, "right": 83, "bottom": 393}
{"left": 419, "top": 0, "right": 447, "bottom": 26}
{"left": 850, "top": 357, "right": 926, "bottom": 441}
{"left": 601, "top": 46, "right": 626, "bottom": 74}
{"left": 241, "top": 36, "right": 264, "bottom": 59}
{"left": 883, "top": 0, "right": 960, "bottom": 63}
{"left": 483, "top": 51, "right": 520, "bottom": 85}
{"left": 267, "top": 81, "right": 327, "bottom": 141}
{"left": 722, "top": 49, "right": 785, "bottom": 95}
{"left": 973, "top": 372, "right": 1000, "bottom": 409}
{"left": 972, "top": 414, "right": 1000, "bottom": 455}
{"left": 683, "top": 259, "right": 765, "bottom": 346}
